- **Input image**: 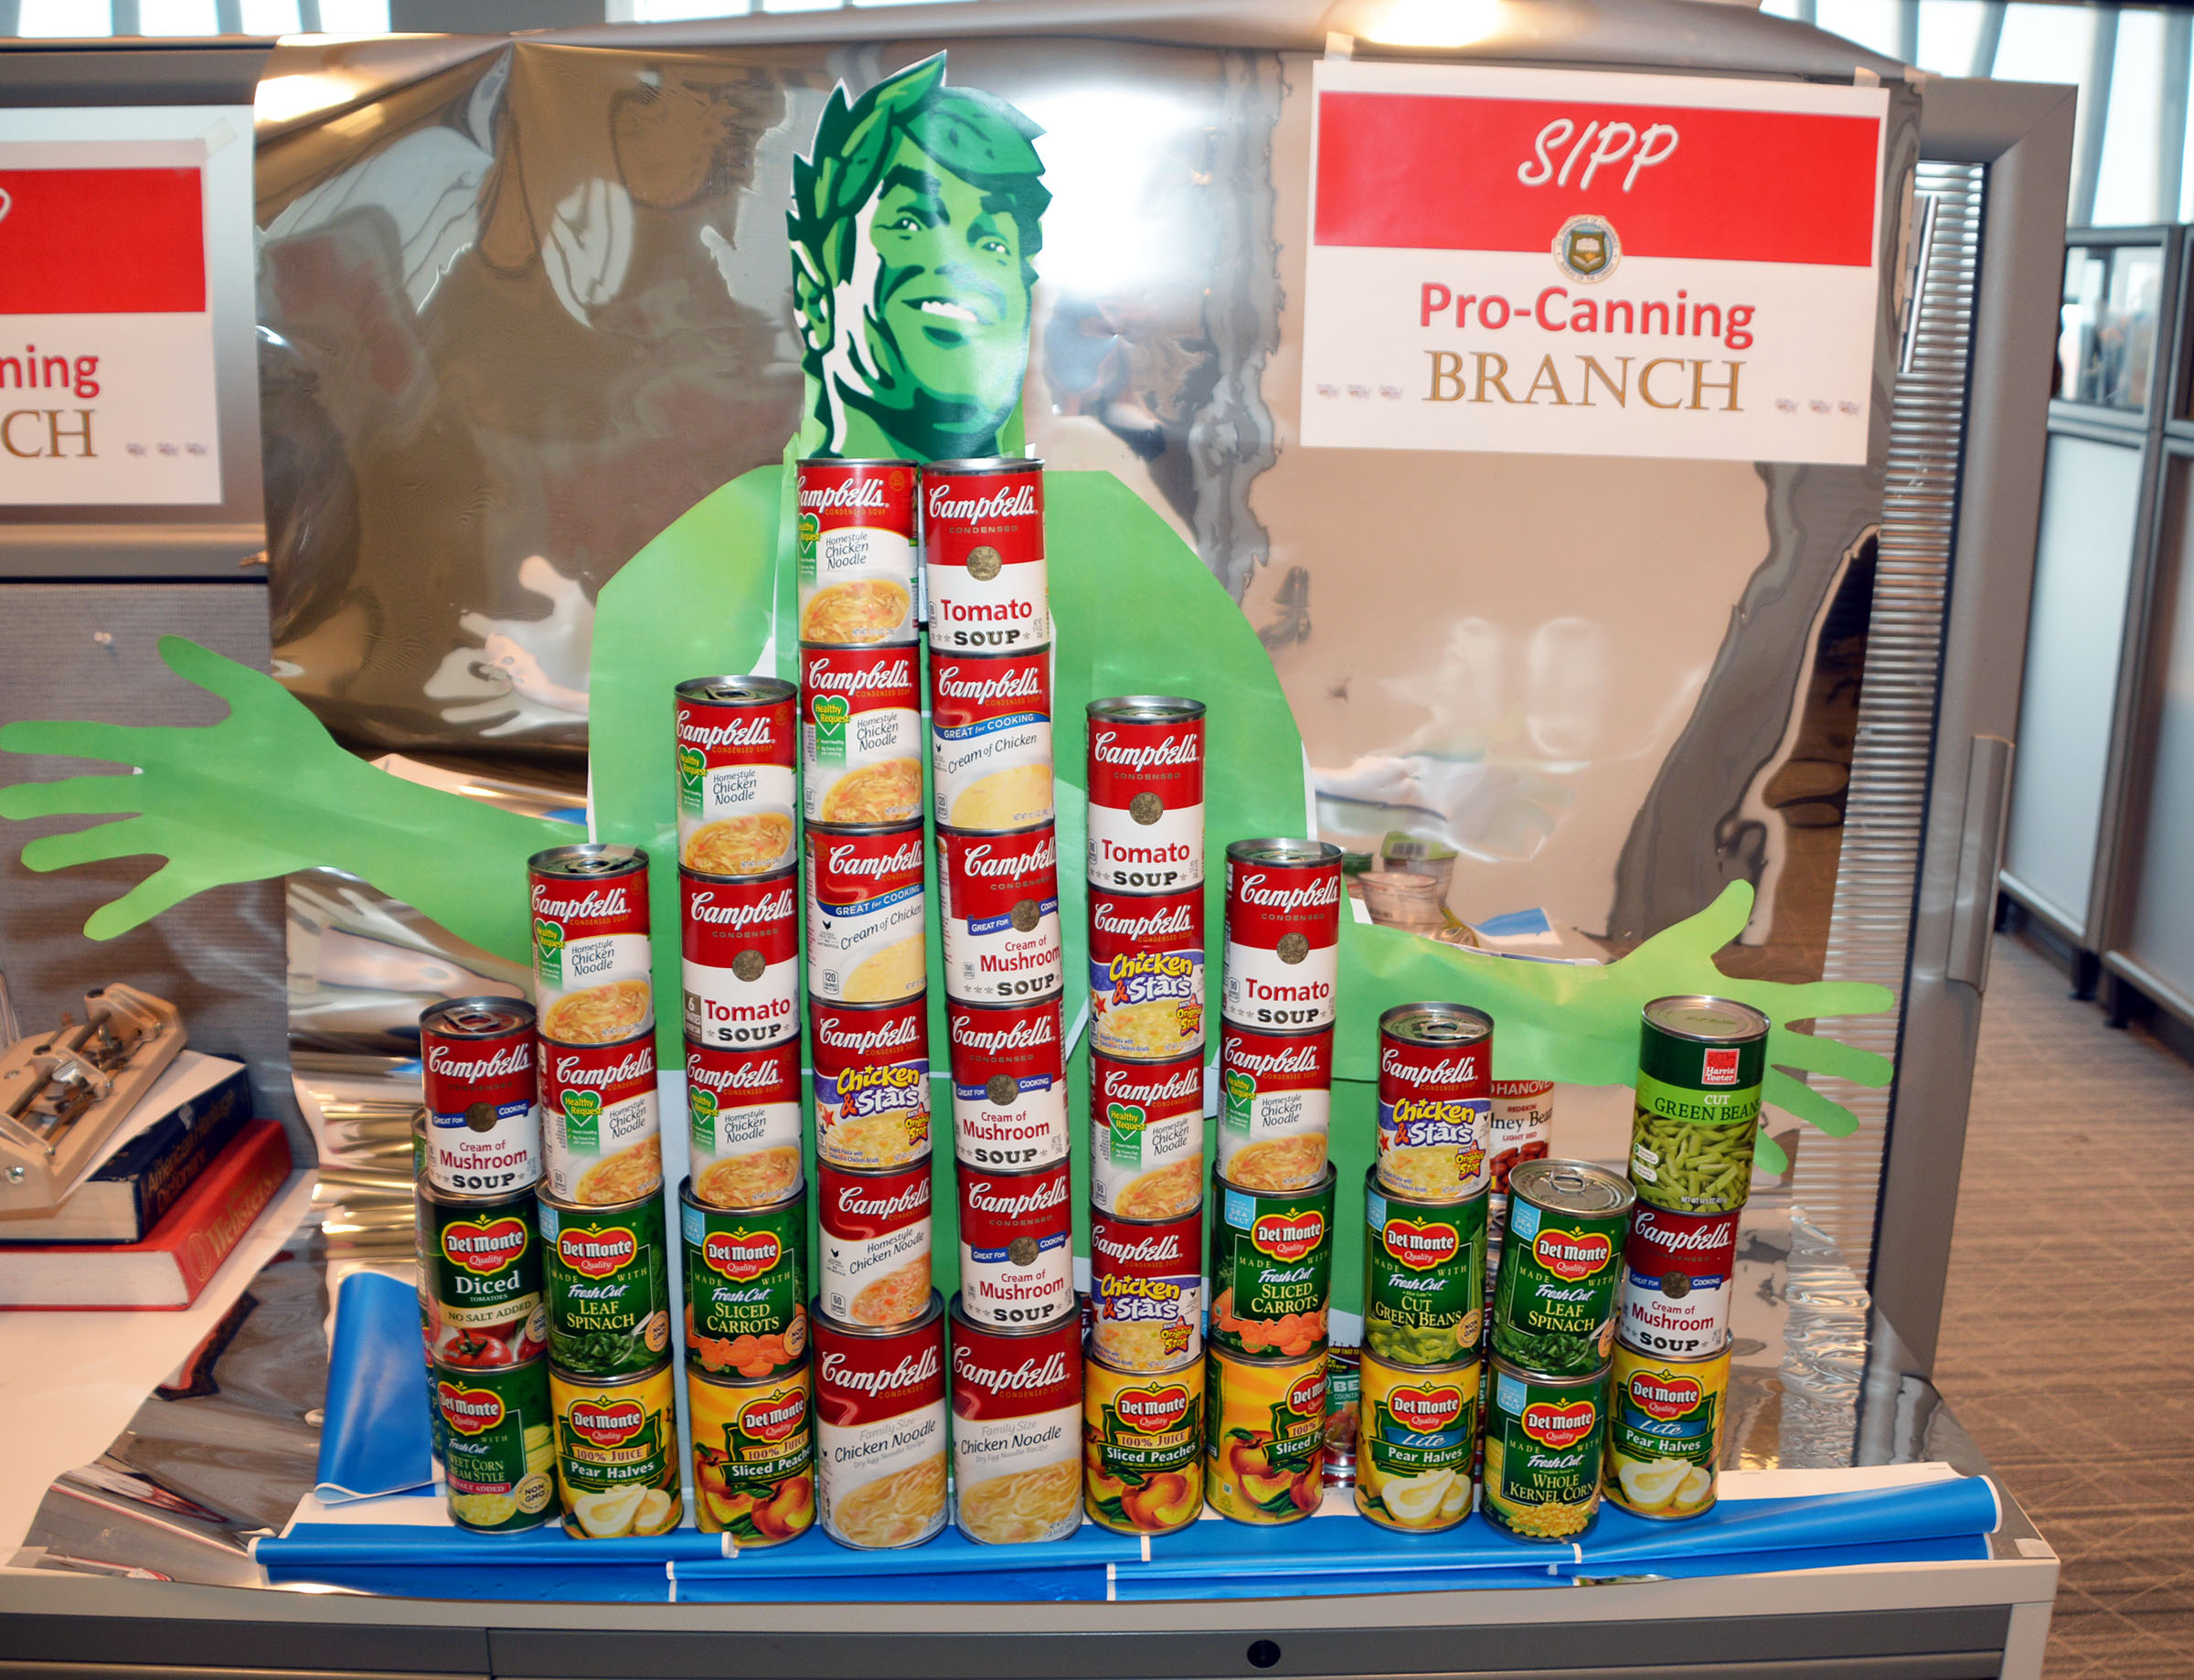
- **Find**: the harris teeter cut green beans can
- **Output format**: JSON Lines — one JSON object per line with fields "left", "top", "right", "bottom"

{"left": 1362, "top": 1164, "right": 1487, "bottom": 1366}
{"left": 1630, "top": 995, "right": 1771, "bottom": 1216}
{"left": 1489, "top": 1159, "right": 1631, "bottom": 1375}
{"left": 540, "top": 1187, "right": 672, "bottom": 1378}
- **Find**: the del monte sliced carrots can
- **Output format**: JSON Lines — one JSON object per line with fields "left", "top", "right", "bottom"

{"left": 1209, "top": 1166, "right": 1335, "bottom": 1358}
{"left": 681, "top": 1177, "right": 807, "bottom": 1381}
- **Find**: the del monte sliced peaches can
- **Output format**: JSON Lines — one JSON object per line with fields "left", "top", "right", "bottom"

{"left": 688, "top": 1361, "right": 815, "bottom": 1546}
{"left": 1083, "top": 1350, "right": 1204, "bottom": 1536}
{"left": 1205, "top": 1345, "right": 1327, "bottom": 1524}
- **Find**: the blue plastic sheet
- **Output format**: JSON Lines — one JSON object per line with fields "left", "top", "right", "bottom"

{"left": 314, "top": 1271, "right": 433, "bottom": 1502}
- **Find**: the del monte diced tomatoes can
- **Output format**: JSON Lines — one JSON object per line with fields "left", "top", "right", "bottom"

{"left": 420, "top": 1180, "right": 548, "bottom": 1368}
{"left": 550, "top": 1361, "right": 681, "bottom": 1538}
{"left": 956, "top": 1159, "right": 1073, "bottom": 1329}
{"left": 1205, "top": 1345, "right": 1327, "bottom": 1525}
{"left": 949, "top": 1296, "right": 1082, "bottom": 1544}
{"left": 923, "top": 457, "right": 1047, "bottom": 653}
{"left": 1089, "top": 1049, "right": 1206, "bottom": 1220}
{"left": 529, "top": 845, "right": 654, "bottom": 1047}
{"left": 801, "top": 643, "right": 923, "bottom": 827}
{"left": 674, "top": 676, "right": 797, "bottom": 877}
{"left": 796, "top": 457, "right": 917, "bottom": 647}
{"left": 540, "top": 1031, "right": 662, "bottom": 1206}
{"left": 930, "top": 647, "right": 1055, "bottom": 833}
{"left": 688, "top": 1361, "right": 816, "bottom": 1545}
{"left": 937, "top": 822, "right": 1061, "bottom": 1005}
{"left": 1086, "top": 696, "right": 1205, "bottom": 892}
{"left": 813, "top": 996, "right": 933, "bottom": 1171}
{"left": 680, "top": 866, "right": 799, "bottom": 1050}
{"left": 1377, "top": 1003, "right": 1494, "bottom": 1200}
{"left": 814, "top": 1292, "right": 949, "bottom": 1548}
{"left": 682, "top": 1176, "right": 808, "bottom": 1381}
{"left": 1088, "top": 883, "right": 1205, "bottom": 1062}
{"left": 1209, "top": 1167, "right": 1335, "bottom": 1359}
{"left": 1089, "top": 1206, "right": 1201, "bottom": 1372}
{"left": 419, "top": 997, "right": 541, "bottom": 1196}
{"left": 946, "top": 995, "right": 1068, "bottom": 1169}
{"left": 1083, "top": 1351, "right": 1204, "bottom": 1535}
{"left": 804, "top": 823, "right": 925, "bottom": 1005}
{"left": 539, "top": 1188, "right": 672, "bottom": 1379}
{"left": 1221, "top": 840, "right": 1341, "bottom": 1030}
{"left": 818, "top": 1158, "right": 932, "bottom": 1329}
{"left": 687, "top": 1037, "right": 803, "bottom": 1209}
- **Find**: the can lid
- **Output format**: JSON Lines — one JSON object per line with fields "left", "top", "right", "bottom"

{"left": 948, "top": 1291, "right": 1082, "bottom": 1339}
{"left": 421, "top": 995, "right": 537, "bottom": 1037}
{"left": 812, "top": 1289, "right": 945, "bottom": 1340}
{"left": 675, "top": 675, "right": 796, "bottom": 706}
{"left": 925, "top": 455, "right": 1043, "bottom": 475}
{"left": 1225, "top": 838, "right": 1342, "bottom": 867}
{"left": 1507, "top": 1157, "right": 1635, "bottom": 1218}
{"left": 1359, "top": 1345, "right": 1482, "bottom": 1379}
{"left": 797, "top": 455, "right": 914, "bottom": 470}
{"left": 529, "top": 842, "right": 647, "bottom": 879}
{"left": 1642, "top": 994, "right": 1772, "bottom": 1045}
{"left": 1086, "top": 695, "right": 1207, "bottom": 724}
{"left": 678, "top": 1174, "right": 805, "bottom": 1218}
{"left": 1379, "top": 1001, "right": 1493, "bottom": 1047}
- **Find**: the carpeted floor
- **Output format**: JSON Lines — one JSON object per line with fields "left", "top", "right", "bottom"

{"left": 1934, "top": 934, "right": 2194, "bottom": 1677}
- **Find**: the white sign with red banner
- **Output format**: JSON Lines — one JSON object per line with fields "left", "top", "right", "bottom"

{"left": 1302, "top": 61, "right": 1888, "bottom": 464}
{"left": 0, "top": 140, "right": 220, "bottom": 505}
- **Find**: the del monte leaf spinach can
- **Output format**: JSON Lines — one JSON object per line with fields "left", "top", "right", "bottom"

{"left": 1489, "top": 1158, "right": 1632, "bottom": 1375}
{"left": 1631, "top": 995, "right": 1771, "bottom": 1216}
{"left": 539, "top": 1188, "right": 672, "bottom": 1378}
{"left": 1363, "top": 1164, "right": 1487, "bottom": 1366}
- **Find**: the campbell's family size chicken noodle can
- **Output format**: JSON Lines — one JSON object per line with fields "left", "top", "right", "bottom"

{"left": 419, "top": 1180, "right": 549, "bottom": 1367}
{"left": 946, "top": 995, "right": 1069, "bottom": 1169}
{"left": 1620, "top": 1204, "right": 1739, "bottom": 1360}
{"left": 1084, "top": 1351, "right": 1204, "bottom": 1535}
{"left": 818, "top": 1158, "right": 933, "bottom": 1329}
{"left": 937, "top": 822, "right": 1061, "bottom": 1005}
{"left": 1209, "top": 1166, "right": 1336, "bottom": 1359}
{"left": 681, "top": 1177, "right": 808, "bottom": 1381}
{"left": 804, "top": 823, "right": 925, "bottom": 1005}
{"left": 800, "top": 643, "right": 923, "bottom": 827}
{"left": 1088, "top": 1206, "right": 1201, "bottom": 1372}
{"left": 674, "top": 676, "right": 798, "bottom": 877}
{"left": 686, "top": 1037, "right": 804, "bottom": 1210}
{"left": 1205, "top": 1345, "right": 1327, "bottom": 1526}
{"left": 814, "top": 1292, "right": 949, "bottom": 1549}
{"left": 540, "top": 1033, "right": 662, "bottom": 1206}
{"left": 930, "top": 647, "right": 1054, "bottom": 833}
{"left": 1089, "top": 1049, "right": 1206, "bottom": 1221}
{"left": 1088, "top": 883, "right": 1204, "bottom": 1062}
{"left": 687, "top": 1361, "right": 816, "bottom": 1545}
{"left": 923, "top": 457, "right": 1047, "bottom": 653}
{"left": 1221, "top": 840, "right": 1341, "bottom": 1030}
{"left": 680, "top": 866, "right": 799, "bottom": 1050}
{"left": 1086, "top": 696, "right": 1204, "bottom": 891}
{"left": 1377, "top": 1004, "right": 1494, "bottom": 1200}
{"left": 529, "top": 845, "right": 654, "bottom": 1047}
{"left": 949, "top": 1296, "right": 1083, "bottom": 1545}
{"left": 1490, "top": 1079, "right": 1555, "bottom": 1192}
{"left": 956, "top": 1159, "right": 1074, "bottom": 1329}
{"left": 550, "top": 1361, "right": 682, "bottom": 1538}
{"left": 796, "top": 458, "right": 918, "bottom": 646}
{"left": 1217, "top": 1018, "right": 1332, "bottom": 1193}
{"left": 811, "top": 997, "right": 932, "bottom": 1172}
{"left": 420, "top": 997, "right": 541, "bottom": 1196}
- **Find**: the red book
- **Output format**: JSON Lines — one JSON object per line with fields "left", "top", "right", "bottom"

{"left": 0, "top": 1121, "right": 293, "bottom": 1310}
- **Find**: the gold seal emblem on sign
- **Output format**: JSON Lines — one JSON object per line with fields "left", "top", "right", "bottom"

{"left": 1553, "top": 214, "right": 1620, "bottom": 284}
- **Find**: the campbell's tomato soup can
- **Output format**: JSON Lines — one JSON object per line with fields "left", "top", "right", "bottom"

{"left": 814, "top": 1292, "right": 949, "bottom": 1548}
{"left": 540, "top": 1032, "right": 663, "bottom": 1206}
{"left": 818, "top": 1158, "right": 933, "bottom": 1329}
{"left": 949, "top": 1295, "right": 1083, "bottom": 1545}
{"left": 1490, "top": 1079, "right": 1555, "bottom": 1192}
{"left": 930, "top": 648, "right": 1054, "bottom": 833}
{"left": 680, "top": 866, "right": 799, "bottom": 1050}
{"left": 1220, "top": 840, "right": 1341, "bottom": 1030}
{"left": 1377, "top": 1003, "right": 1493, "bottom": 1201}
{"left": 1620, "top": 1204, "right": 1739, "bottom": 1360}
{"left": 1088, "top": 884, "right": 1204, "bottom": 1063}
{"left": 923, "top": 457, "right": 1047, "bottom": 653}
{"left": 686, "top": 1038, "right": 803, "bottom": 1210}
{"left": 1218, "top": 1018, "right": 1333, "bottom": 1193}
{"left": 420, "top": 997, "right": 542, "bottom": 1196}
{"left": 945, "top": 995, "right": 1069, "bottom": 1169}
{"left": 800, "top": 643, "right": 922, "bottom": 827}
{"left": 674, "top": 676, "right": 797, "bottom": 877}
{"left": 529, "top": 845, "right": 655, "bottom": 1047}
{"left": 1090, "top": 1049, "right": 1206, "bottom": 1221}
{"left": 796, "top": 458, "right": 918, "bottom": 646}
{"left": 812, "top": 997, "right": 932, "bottom": 1171}
{"left": 956, "top": 1159, "right": 1074, "bottom": 1328}
{"left": 804, "top": 823, "right": 926, "bottom": 1005}
{"left": 1089, "top": 1207, "right": 1201, "bottom": 1373}
{"left": 937, "top": 822, "right": 1061, "bottom": 1005}
{"left": 1086, "top": 696, "right": 1204, "bottom": 891}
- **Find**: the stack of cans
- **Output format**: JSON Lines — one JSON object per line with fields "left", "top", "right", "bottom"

{"left": 1081, "top": 696, "right": 1209, "bottom": 1538}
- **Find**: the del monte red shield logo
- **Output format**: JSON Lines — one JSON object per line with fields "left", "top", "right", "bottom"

{"left": 1117, "top": 1382, "right": 1192, "bottom": 1433}
{"left": 1383, "top": 1217, "right": 1459, "bottom": 1271}
{"left": 442, "top": 1215, "right": 527, "bottom": 1276}
{"left": 1533, "top": 1227, "right": 1613, "bottom": 1282}
{"left": 1251, "top": 1209, "right": 1326, "bottom": 1263}
{"left": 567, "top": 1398, "right": 646, "bottom": 1448}
{"left": 437, "top": 1380, "right": 505, "bottom": 1436}
{"left": 558, "top": 1225, "right": 636, "bottom": 1280}
{"left": 706, "top": 1228, "right": 783, "bottom": 1281}
{"left": 1629, "top": 1370, "right": 1705, "bottom": 1421}
{"left": 1286, "top": 1372, "right": 1326, "bottom": 1417}
{"left": 739, "top": 1389, "right": 808, "bottom": 1445}
{"left": 1388, "top": 1383, "right": 1464, "bottom": 1433}
{"left": 1521, "top": 1399, "right": 1597, "bottom": 1450}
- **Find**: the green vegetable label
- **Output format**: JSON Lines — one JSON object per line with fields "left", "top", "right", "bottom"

{"left": 438, "top": 1357, "right": 556, "bottom": 1532}
{"left": 811, "top": 696, "right": 849, "bottom": 765}
{"left": 533, "top": 917, "right": 567, "bottom": 987}
{"left": 1631, "top": 1007, "right": 1768, "bottom": 1216}
{"left": 682, "top": 1186, "right": 807, "bottom": 1379}
{"left": 1481, "top": 1360, "right": 1606, "bottom": 1542}
{"left": 541, "top": 1194, "right": 671, "bottom": 1378}
{"left": 1364, "top": 1175, "right": 1487, "bottom": 1366}
{"left": 1107, "top": 1101, "right": 1148, "bottom": 1164}
{"left": 423, "top": 1186, "right": 544, "bottom": 1329}
{"left": 1210, "top": 1174, "right": 1335, "bottom": 1357}
{"left": 1488, "top": 1193, "right": 1623, "bottom": 1375}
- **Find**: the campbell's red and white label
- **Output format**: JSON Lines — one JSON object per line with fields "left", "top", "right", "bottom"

{"left": 1376, "top": 1020, "right": 1492, "bottom": 1196}
{"left": 801, "top": 645, "right": 923, "bottom": 826}
{"left": 686, "top": 1038, "right": 803, "bottom": 1207}
{"left": 930, "top": 650, "right": 1053, "bottom": 832}
{"left": 814, "top": 1304, "right": 949, "bottom": 1548}
{"left": 1490, "top": 1079, "right": 1555, "bottom": 1192}
{"left": 956, "top": 1161, "right": 1073, "bottom": 1328}
{"left": 937, "top": 824, "right": 1061, "bottom": 1005}
{"left": 1090, "top": 1051, "right": 1207, "bottom": 1218}
{"left": 945, "top": 996, "right": 1068, "bottom": 1169}
{"left": 530, "top": 856, "right": 653, "bottom": 1042}
{"left": 1216, "top": 1020, "right": 1332, "bottom": 1189}
{"left": 819, "top": 1159, "right": 933, "bottom": 1328}
{"left": 1087, "top": 709, "right": 1205, "bottom": 890}
{"left": 674, "top": 685, "right": 797, "bottom": 871}
{"left": 1088, "top": 885, "right": 1205, "bottom": 1063}
{"left": 539, "top": 1033, "right": 661, "bottom": 1202}
{"left": 804, "top": 824, "right": 926, "bottom": 1005}
{"left": 420, "top": 1002, "right": 541, "bottom": 1196}
{"left": 1221, "top": 849, "right": 1342, "bottom": 1029}
{"left": 923, "top": 463, "right": 1047, "bottom": 653}
{"left": 680, "top": 867, "right": 798, "bottom": 1049}
{"left": 812, "top": 998, "right": 932, "bottom": 1171}
{"left": 797, "top": 460, "right": 918, "bottom": 646}
{"left": 948, "top": 1304, "right": 1081, "bottom": 1544}
{"left": 1089, "top": 1207, "right": 1202, "bottom": 1371}
{"left": 1621, "top": 1205, "right": 1738, "bottom": 1359}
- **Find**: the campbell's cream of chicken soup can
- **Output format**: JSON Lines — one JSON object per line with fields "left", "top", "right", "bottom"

{"left": 923, "top": 458, "right": 1047, "bottom": 654}
{"left": 680, "top": 866, "right": 799, "bottom": 1050}
{"left": 420, "top": 997, "right": 542, "bottom": 1196}
{"left": 817, "top": 1158, "right": 933, "bottom": 1329}
{"left": 811, "top": 996, "right": 932, "bottom": 1172}
{"left": 930, "top": 647, "right": 1054, "bottom": 833}
{"left": 804, "top": 823, "right": 925, "bottom": 1005}
{"left": 795, "top": 458, "right": 918, "bottom": 647}
{"left": 813, "top": 1292, "right": 948, "bottom": 1549}
{"left": 1220, "top": 840, "right": 1341, "bottom": 1031}
{"left": 945, "top": 995, "right": 1070, "bottom": 1169}
{"left": 1089, "top": 1049, "right": 1206, "bottom": 1221}
{"left": 949, "top": 1294, "right": 1083, "bottom": 1545}
{"left": 800, "top": 643, "right": 923, "bottom": 827}
{"left": 674, "top": 677, "right": 798, "bottom": 877}
{"left": 1086, "top": 696, "right": 1205, "bottom": 891}
{"left": 956, "top": 1159, "right": 1074, "bottom": 1329}
{"left": 937, "top": 822, "right": 1062, "bottom": 1005}
{"left": 529, "top": 845, "right": 655, "bottom": 1047}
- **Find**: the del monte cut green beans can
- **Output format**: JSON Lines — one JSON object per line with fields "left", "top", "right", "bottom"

{"left": 1489, "top": 1158, "right": 1632, "bottom": 1376}
{"left": 540, "top": 1188, "right": 672, "bottom": 1378}
{"left": 1630, "top": 995, "right": 1771, "bottom": 1216}
{"left": 1362, "top": 1164, "right": 1487, "bottom": 1366}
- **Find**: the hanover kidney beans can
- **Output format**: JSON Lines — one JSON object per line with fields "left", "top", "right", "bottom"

{"left": 1490, "top": 1079, "right": 1555, "bottom": 1192}
{"left": 1088, "top": 1205, "right": 1201, "bottom": 1372}
{"left": 539, "top": 1032, "right": 662, "bottom": 1205}
{"left": 814, "top": 1291, "right": 949, "bottom": 1548}
{"left": 817, "top": 1158, "right": 933, "bottom": 1329}
{"left": 680, "top": 866, "right": 799, "bottom": 1049}
{"left": 1376, "top": 1003, "right": 1494, "bottom": 1201}
{"left": 529, "top": 845, "right": 654, "bottom": 1047}
{"left": 686, "top": 1037, "right": 804, "bottom": 1210}
{"left": 945, "top": 995, "right": 1069, "bottom": 1168}
{"left": 800, "top": 643, "right": 923, "bottom": 827}
{"left": 1620, "top": 1204, "right": 1739, "bottom": 1359}
{"left": 937, "top": 822, "right": 1061, "bottom": 1004}
{"left": 948, "top": 1294, "right": 1083, "bottom": 1544}
{"left": 804, "top": 823, "right": 925, "bottom": 1005}
{"left": 923, "top": 457, "right": 1047, "bottom": 653}
{"left": 673, "top": 676, "right": 798, "bottom": 877}
{"left": 419, "top": 997, "right": 542, "bottom": 1196}
{"left": 930, "top": 647, "right": 1054, "bottom": 833}
{"left": 1089, "top": 1049, "right": 1206, "bottom": 1221}
{"left": 1220, "top": 840, "right": 1341, "bottom": 1030}
{"left": 956, "top": 1159, "right": 1074, "bottom": 1328}
{"left": 1087, "top": 882, "right": 1205, "bottom": 1062}
{"left": 811, "top": 996, "right": 933, "bottom": 1171}
{"left": 796, "top": 458, "right": 918, "bottom": 646}
{"left": 1086, "top": 696, "right": 1205, "bottom": 891}
{"left": 1217, "top": 1018, "right": 1332, "bottom": 1193}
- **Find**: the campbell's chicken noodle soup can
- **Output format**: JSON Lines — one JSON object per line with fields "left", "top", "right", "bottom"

{"left": 949, "top": 1296, "right": 1083, "bottom": 1545}
{"left": 930, "top": 648, "right": 1054, "bottom": 833}
{"left": 419, "top": 1181, "right": 548, "bottom": 1367}
{"left": 796, "top": 457, "right": 918, "bottom": 646}
{"left": 800, "top": 643, "right": 922, "bottom": 827}
{"left": 937, "top": 822, "right": 1062, "bottom": 1005}
{"left": 680, "top": 866, "right": 799, "bottom": 1050}
{"left": 540, "top": 1032, "right": 662, "bottom": 1206}
{"left": 1376, "top": 1004, "right": 1494, "bottom": 1200}
{"left": 804, "top": 823, "right": 926, "bottom": 1005}
{"left": 1084, "top": 1351, "right": 1204, "bottom": 1536}
{"left": 1085, "top": 696, "right": 1205, "bottom": 891}
{"left": 1221, "top": 840, "right": 1341, "bottom": 1030}
{"left": 674, "top": 677, "right": 797, "bottom": 877}
{"left": 956, "top": 1159, "right": 1073, "bottom": 1329}
{"left": 1621, "top": 1204, "right": 1740, "bottom": 1360}
{"left": 1217, "top": 1019, "right": 1332, "bottom": 1193}
{"left": 812, "top": 997, "right": 932, "bottom": 1171}
{"left": 688, "top": 1362, "right": 816, "bottom": 1545}
{"left": 1490, "top": 1079, "right": 1555, "bottom": 1193}
{"left": 686, "top": 1037, "right": 804, "bottom": 1210}
{"left": 813, "top": 1292, "right": 949, "bottom": 1549}
{"left": 1088, "top": 1206, "right": 1201, "bottom": 1372}
{"left": 420, "top": 997, "right": 541, "bottom": 1196}
{"left": 1088, "top": 883, "right": 1205, "bottom": 1062}
{"left": 529, "top": 845, "right": 654, "bottom": 1047}
{"left": 1089, "top": 1049, "right": 1206, "bottom": 1220}
{"left": 818, "top": 1158, "right": 933, "bottom": 1329}
{"left": 923, "top": 457, "right": 1047, "bottom": 653}
{"left": 945, "top": 995, "right": 1069, "bottom": 1169}
{"left": 1205, "top": 1345, "right": 1327, "bottom": 1526}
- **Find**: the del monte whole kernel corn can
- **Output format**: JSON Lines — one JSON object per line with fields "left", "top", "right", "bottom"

{"left": 1482, "top": 1355, "right": 1607, "bottom": 1542}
